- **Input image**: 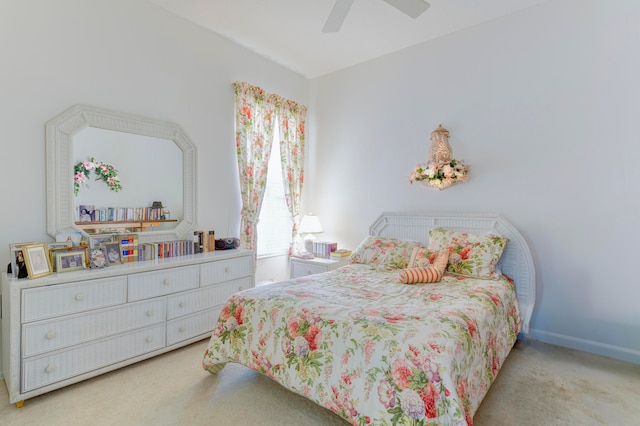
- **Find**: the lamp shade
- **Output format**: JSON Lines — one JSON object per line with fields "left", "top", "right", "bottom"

{"left": 299, "top": 214, "right": 323, "bottom": 234}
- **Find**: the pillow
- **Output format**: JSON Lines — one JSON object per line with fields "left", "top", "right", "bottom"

{"left": 350, "top": 236, "right": 420, "bottom": 269}
{"left": 408, "top": 246, "right": 439, "bottom": 268}
{"left": 428, "top": 228, "right": 507, "bottom": 280}
{"left": 398, "top": 250, "right": 449, "bottom": 284}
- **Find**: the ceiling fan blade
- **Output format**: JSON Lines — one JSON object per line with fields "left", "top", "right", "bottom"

{"left": 323, "top": 0, "right": 355, "bottom": 33}
{"left": 382, "top": 0, "right": 430, "bottom": 19}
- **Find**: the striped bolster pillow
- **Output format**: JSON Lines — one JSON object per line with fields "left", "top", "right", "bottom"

{"left": 398, "top": 250, "right": 449, "bottom": 284}
{"left": 398, "top": 266, "right": 442, "bottom": 284}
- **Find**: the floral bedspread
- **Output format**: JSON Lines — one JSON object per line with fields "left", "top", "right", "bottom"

{"left": 202, "top": 264, "right": 521, "bottom": 426}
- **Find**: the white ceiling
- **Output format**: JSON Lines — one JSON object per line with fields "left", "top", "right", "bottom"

{"left": 147, "top": 0, "right": 548, "bottom": 79}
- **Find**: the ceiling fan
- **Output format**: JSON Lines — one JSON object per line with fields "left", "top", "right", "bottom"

{"left": 323, "top": 0, "right": 430, "bottom": 33}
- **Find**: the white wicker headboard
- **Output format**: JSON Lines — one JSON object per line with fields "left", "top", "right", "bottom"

{"left": 370, "top": 212, "right": 535, "bottom": 335}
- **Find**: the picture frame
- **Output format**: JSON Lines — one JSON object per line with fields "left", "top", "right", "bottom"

{"left": 8, "top": 242, "right": 35, "bottom": 278}
{"left": 56, "top": 251, "right": 86, "bottom": 273}
{"left": 89, "top": 234, "right": 115, "bottom": 248}
{"left": 22, "top": 243, "right": 53, "bottom": 279}
{"left": 103, "top": 241, "right": 123, "bottom": 264}
{"left": 49, "top": 247, "right": 70, "bottom": 271}
{"left": 9, "top": 241, "right": 36, "bottom": 250}
{"left": 47, "top": 241, "right": 72, "bottom": 250}
{"left": 78, "top": 204, "right": 96, "bottom": 222}
{"left": 89, "top": 247, "right": 109, "bottom": 269}
{"left": 10, "top": 248, "right": 28, "bottom": 279}
{"left": 55, "top": 231, "right": 83, "bottom": 246}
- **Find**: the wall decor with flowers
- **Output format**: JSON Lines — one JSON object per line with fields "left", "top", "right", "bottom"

{"left": 408, "top": 124, "right": 470, "bottom": 191}
{"left": 74, "top": 157, "right": 123, "bottom": 196}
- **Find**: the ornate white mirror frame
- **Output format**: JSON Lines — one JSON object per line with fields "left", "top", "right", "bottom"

{"left": 46, "top": 104, "right": 197, "bottom": 243}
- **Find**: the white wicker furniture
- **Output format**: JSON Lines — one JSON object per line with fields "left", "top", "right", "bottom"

{"left": 2, "top": 250, "right": 254, "bottom": 407}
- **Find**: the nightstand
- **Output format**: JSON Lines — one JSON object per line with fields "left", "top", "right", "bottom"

{"left": 290, "top": 256, "right": 350, "bottom": 278}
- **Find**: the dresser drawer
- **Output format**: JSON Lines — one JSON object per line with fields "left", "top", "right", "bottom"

{"left": 166, "top": 308, "right": 221, "bottom": 346}
{"left": 200, "top": 256, "right": 253, "bottom": 286}
{"left": 166, "top": 277, "right": 253, "bottom": 320}
{"left": 22, "top": 277, "right": 127, "bottom": 323}
{"left": 22, "top": 299, "right": 166, "bottom": 358}
{"left": 128, "top": 266, "right": 198, "bottom": 301}
{"left": 291, "top": 262, "right": 328, "bottom": 277}
{"left": 22, "top": 324, "right": 166, "bottom": 392}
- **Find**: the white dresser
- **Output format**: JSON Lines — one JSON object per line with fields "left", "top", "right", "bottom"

{"left": 1, "top": 250, "right": 254, "bottom": 406}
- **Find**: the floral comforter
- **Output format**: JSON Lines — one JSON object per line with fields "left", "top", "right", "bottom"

{"left": 202, "top": 264, "right": 520, "bottom": 426}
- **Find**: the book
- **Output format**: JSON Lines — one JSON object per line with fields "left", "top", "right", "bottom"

{"left": 118, "top": 233, "right": 138, "bottom": 262}
{"left": 330, "top": 249, "right": 352, "bottom": 257}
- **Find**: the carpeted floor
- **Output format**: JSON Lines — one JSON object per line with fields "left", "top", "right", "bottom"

{"left": 1, "top": 338, "right": 638, "bottom": 425}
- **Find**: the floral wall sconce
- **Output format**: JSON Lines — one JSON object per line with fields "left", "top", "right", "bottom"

{"left": 408, "top": 124, "right": 470, "bottom": 190}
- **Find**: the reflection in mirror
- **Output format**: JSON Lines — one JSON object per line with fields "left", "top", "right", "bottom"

{"left": 74, "top": 127, "right": 183, "bottom": 232}
{"left": 46, "top": 104, "right": 197, "bottom": 243}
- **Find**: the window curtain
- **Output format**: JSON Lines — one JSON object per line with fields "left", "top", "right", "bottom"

{"left": 233, "top": 81, "right": 277, "bottom": 251}
{"left": 277, "top": 99, "right": 307, "bottom": 255}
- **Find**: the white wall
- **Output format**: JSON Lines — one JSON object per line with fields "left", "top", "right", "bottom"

{"left": 0, "top": 0, "right": 307, "bottom": 376}
{"left": 309, "top": 0, "right": 640, "bottom": 363}
{"left": 1, "top": 0, "right": 638, "bottom": 383}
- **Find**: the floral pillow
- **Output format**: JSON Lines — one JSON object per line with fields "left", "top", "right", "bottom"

{"left": 408, "top": 246, "right": 439, "bottom": 268}
{"left": 351, "top": 236, "right": 420, "bottom": 269}
{"left": 427, "top": 228, "right": 508, "bottom": 280}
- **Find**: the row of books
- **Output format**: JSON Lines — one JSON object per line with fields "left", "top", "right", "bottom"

{"left": 128, "top": 230, "right": 217, "bottom": 261}
{"left": 138, "top": 240, "right": 196, "bottom": 261}
{"left": 312, "top": 241, "right": 338, "bottom": 259}
{"left": 76, "top": 206, "right": 166, "bottom": 223}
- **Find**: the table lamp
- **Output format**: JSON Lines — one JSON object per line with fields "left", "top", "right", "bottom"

{"left": 299, "top": 214, "right": 323, "bottom": 253}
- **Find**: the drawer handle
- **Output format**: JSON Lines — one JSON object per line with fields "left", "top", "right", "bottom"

{"left": 45, "top": 331, "right": 56, "bottom": 340}
{"left": 225, "top": 267, "right": 230, "bottom": 273}
{"left": 145, "top": 336, "right": 153, "bottom": 343}
{"left": 163, "top": 278, "right": 170, "bottom": 285}
{"left": 146, "top": 310, "right": 154, "bottom": 317}
{"left": 75, "top": 293, "right": 85, "bottom": 301}
{"left": 44, "top": 365, "right": 56, "bottom": 374}
{"left": 179, "top": 326, "right": 186, "bottom": 332}
{"left": 178, "top": 302, "right": 185, "bottom": 308}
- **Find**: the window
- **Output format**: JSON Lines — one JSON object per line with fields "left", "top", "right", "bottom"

{"left": 257, "top": 122, "right": 292, "bottom": 257}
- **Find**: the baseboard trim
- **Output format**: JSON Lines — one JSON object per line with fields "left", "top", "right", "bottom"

{"left": 528, "top": 328, "right": 640, "bottom": 364}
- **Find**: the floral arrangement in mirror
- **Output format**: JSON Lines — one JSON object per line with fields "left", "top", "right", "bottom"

{"left": 408, "top": 124, "right": 470, "bottom": 191}
{"left": 73, "top": 157, "right": 123, "bottom": 196}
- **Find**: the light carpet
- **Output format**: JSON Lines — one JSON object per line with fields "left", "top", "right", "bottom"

{"left": 1, "top": 338, "right": 639, "bottom": 425}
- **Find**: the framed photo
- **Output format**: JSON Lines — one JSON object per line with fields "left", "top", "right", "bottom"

{"left": 55, "top": 231, "right": 82, "bottom": 246}
{"left": 10, "top": 248, "right": 28, "bottom": 279}
{"left": 78, "top": 204, "right": 96, "bottom": 222}
{"left": 47, "top": 241, "right": 72, "bottom": 250}
{"left": 50, "top": 247, "right": 70, "bottom": 271}
{"left": 22, "top": 244, "right": 52, "bottom": 279}
{"left": 9, "top": 241, "right": 36, "bottom": 250}
{"left": 89, "top": 247, "right": 109, "bottom": 269}
{"left": 56, "top": 251, "right": 86, "bottom": 273}
{"left": 103, "top": 241, "right": 123, "bottom": 264}
{"left": 89, "top": 235, "right": 115, "bottom": 248}
{"left": 8, "top": 242, "right": 35, "bottom": 278}
{"left": 50, "top": 246, "right": 89, "bottom": 271}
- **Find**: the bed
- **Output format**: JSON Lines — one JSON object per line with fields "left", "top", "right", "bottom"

{"left": 203, "top": 212, "right": 535, "bottom": 425}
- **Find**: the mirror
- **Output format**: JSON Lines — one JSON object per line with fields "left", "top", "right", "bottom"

{"left": 46, "top": 104, "right": 197, "bottom": 243}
